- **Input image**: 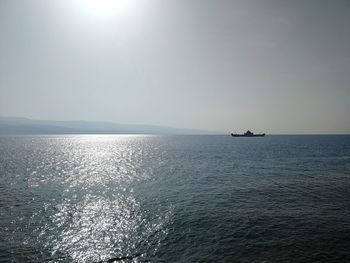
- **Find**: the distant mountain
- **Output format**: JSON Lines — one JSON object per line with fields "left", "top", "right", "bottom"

{"left": 0, "top": 117, "right": 214, "bottom": 135}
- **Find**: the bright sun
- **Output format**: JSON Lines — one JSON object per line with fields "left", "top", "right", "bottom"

{"left": 76, "top": 0, "right": 132, "bottom": 20}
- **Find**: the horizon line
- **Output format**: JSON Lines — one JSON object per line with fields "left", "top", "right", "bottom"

{"left": 1, "top": 116, "right": 349, "bottom": 135}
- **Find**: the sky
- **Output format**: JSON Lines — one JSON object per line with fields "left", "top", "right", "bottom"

{"left": 0, "top": 0, "right": 349, "bottom": 134}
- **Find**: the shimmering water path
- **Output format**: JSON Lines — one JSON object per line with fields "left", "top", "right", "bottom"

{"left": 1, "top": 135, "right": 350, "bottom": 262}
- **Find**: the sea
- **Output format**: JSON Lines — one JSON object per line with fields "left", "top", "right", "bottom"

{"left": 0, "top": 135, "right": 350, "bottom": 262}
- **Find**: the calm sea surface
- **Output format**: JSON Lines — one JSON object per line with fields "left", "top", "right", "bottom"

{"left": 1, "top": 135, "right": 350, "bottom": 262}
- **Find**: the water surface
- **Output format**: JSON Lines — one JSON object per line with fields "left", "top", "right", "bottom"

{"left": 1, "top": 135, "right": 350, "bottom": 262}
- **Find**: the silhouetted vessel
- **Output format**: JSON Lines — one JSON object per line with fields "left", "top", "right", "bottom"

{"left": 231, "top": 130, "right": 265, "bottom": 137}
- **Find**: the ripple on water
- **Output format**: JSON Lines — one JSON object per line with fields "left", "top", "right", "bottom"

{"left": 1, "top": 135, "right": 350, "bottom": 262}
{"left": 35, "top": 193, "right": 170, "bottom": 262}
{"left": 0, "top": 135, "right": 172, "bottom": 262}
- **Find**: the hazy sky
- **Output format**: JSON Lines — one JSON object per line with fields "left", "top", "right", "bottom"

{"left": 1, "top": 0, "right": 349, "bottom": 133}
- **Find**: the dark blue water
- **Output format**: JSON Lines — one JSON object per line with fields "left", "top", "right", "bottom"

{"left": 1, "top": 135, "right": 350, "bottom": 262}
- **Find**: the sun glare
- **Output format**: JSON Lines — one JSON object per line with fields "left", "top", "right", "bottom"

{"left": 76, "top": 0, "right": 132, "bottom": 20}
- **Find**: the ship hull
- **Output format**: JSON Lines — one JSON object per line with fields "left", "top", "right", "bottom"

{"left": 231, "top": 133, "right": 265, "bottom": 137}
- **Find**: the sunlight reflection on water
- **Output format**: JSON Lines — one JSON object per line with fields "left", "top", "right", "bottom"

{"left": 50, "top": 194, "right": 141, "bottom": 262}
{"left": 23, "top": 135, "right": 172, "bottom": 262}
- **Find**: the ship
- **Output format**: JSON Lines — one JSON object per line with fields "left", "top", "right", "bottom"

{"left": 231, "top": 130, "right": 265, "bottom": 137}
